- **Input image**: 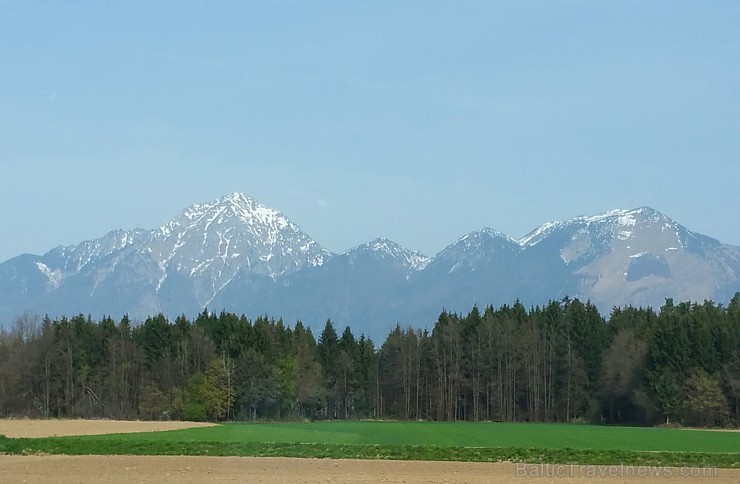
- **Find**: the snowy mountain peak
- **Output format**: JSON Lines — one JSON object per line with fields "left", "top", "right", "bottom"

{"left": 455, "top": 227, "right": 521, "bottom": 249}
{"left": 428, "top": 228, "right": 521, "bottom": 275}
{"left": 478, "top": 227, "right": 520, "bottom": 244}
{"left": 345, "top": 238, "right": 430, "bottom": 271}
{"left": 518, "top": 207, "right": 672, "bottom": 247}
{"left": 431, "top": 227, "right": 522, "bottom": 272}
{"left": 577, "top": 206, "right": 672, "bottom": 226}
{"left": 573, "top": 206, "right": 673, "bottom": 225}
{"left": 364, "top": 237, "right": 405, "bottom": 251}
{"left": 172, "top": 192, "right": 288, "bottom": 231}
{"left": 154, "top": 193, "right": 328, "bottom": 282}
{"left": 223, "top": 191, "right": 254, "bottom": 205}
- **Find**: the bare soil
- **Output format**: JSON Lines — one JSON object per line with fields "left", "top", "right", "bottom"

{"left": 1, "top": 420, "right": 737, "bottom": 483}
{"left": 0, "top": 418, "right": 216, "bottom": 438}
{"left": 1, "top": 455, "right": 738, "bottom": 483}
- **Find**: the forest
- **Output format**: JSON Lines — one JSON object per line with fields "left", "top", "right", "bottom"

{"left": 0, "top": 294, "right": 738, "bottom": 427}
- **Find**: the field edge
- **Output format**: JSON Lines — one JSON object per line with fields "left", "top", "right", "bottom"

{"left": 0, "top": 436, "right": 738, "bottom": 469}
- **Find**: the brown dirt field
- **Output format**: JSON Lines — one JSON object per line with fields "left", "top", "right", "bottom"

{"left": 0, "top": 419, "right": 216, "bottom": 438}
{"left": 0, "top": 455, "right": 738, "bottom": 483}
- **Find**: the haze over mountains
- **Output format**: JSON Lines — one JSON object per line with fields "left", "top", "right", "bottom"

{"left": 2, "top": 193, "right": 739, "bottom": 340}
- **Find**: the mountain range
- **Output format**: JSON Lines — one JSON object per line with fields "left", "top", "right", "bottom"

{"left": 2, "top": 192, "right": 739, "bottom": 341}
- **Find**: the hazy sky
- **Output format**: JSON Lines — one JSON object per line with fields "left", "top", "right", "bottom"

{"left": 1, "top": 1, "right": 738, "bottom": 262}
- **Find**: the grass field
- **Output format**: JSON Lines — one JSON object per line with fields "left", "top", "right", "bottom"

{"left": 1, "top": 421, "right": 738, "bottom": 468}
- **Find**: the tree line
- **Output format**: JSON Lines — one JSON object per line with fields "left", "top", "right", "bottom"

{"left": 0, "top": 294, "right": 738, "bottom": 427}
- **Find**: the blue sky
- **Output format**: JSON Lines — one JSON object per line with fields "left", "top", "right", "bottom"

{"left": 1, "top": 1, "right": 738, "bottom": 261}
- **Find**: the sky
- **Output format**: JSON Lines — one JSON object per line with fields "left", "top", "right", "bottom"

{"left": 1, "top": 1, "right": 739, "bottom": 262}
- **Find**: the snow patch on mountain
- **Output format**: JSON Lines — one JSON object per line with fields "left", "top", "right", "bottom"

{"left": 47, "top": 228, "right": 151, "bottom": 272}
{"left": 518, "top": 221, "right": 560, "bottom": 246}
{"left": 35, "top": 262, "right": 63, "bottom": 288}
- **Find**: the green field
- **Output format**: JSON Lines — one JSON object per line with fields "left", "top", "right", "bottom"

{"left": 1, "top": 421, "right": 739, "bottom": 467}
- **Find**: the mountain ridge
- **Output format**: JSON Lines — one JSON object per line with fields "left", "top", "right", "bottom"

{"left": 1, "top": 193, "right": 738, "bottom": 340}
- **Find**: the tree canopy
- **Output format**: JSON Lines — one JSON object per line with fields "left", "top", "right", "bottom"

{"left": 0, "top": 294, "right": 738, "bottom": 427}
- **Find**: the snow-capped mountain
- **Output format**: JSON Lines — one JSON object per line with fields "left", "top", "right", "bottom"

{"left": 43, "top": 228, "right": 150, "bottom": 273}
{"left": 520, "top": 206, "right": 699, "bottom": 255}
{"left": 1, "top": 198, "right": 738, "bottom": 341}
{"left": 342, "top": 238, "right": 430, "bottom": 272}
{"left": 213, "top": 237, "right": 431, "bottom": 334}
{"left": 0, "top": 193, "right": 329, "bottom": 321}
{"left": 428, "top": 228, "right": 522, "bottom": 274}
{"left": 519, "top": 206, "right": 740, "bottom": 311}
{"left": 153, "top": 192, "right": 327, "bottom": 280}
{"left": 146, "top": 192, "right": 328, "bottom": 307}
